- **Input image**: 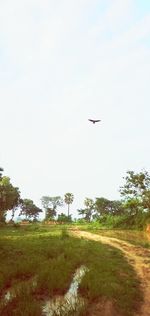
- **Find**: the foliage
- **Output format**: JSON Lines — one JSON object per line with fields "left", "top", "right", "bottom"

{"left": 96, "top": 212, "right": 150, "bottom": 230}
{"left": 120, "top": 170, "right": 150, "bottom": 199}
{"left": 120, "top": 170, "right": 150, "bottom": 217}
{"left": 95, "top": 197, "right": 124, "bottom": 217}
{"left": 97, "top": 214, "right": 136, "bottom": 229}
{"left": 123, "top": 198, "right": 141, "bottom": 215}
{"left": 78, "top": 198, "right": 95, "bottom": 222}
{"left": 45, "top": 208, "right": 56, "bottom": 219}
{"left": 19, "top": 199, "right": 42, "bottom": 220}
{"left": 0, "top": 176, "right": 20, "bottom": 222}
{"left": 41, "top": 196, "right": 63, "bottom": 219}
{"left": 64, "top": 193, "right": 74, "bottom": 217}
{"left": 57, "top": 213, "right": 72, "bottom": 223}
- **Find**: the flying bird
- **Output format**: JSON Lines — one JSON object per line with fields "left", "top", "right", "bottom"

{"left": 88, "top": 119, "right": 101, "bottom": 124}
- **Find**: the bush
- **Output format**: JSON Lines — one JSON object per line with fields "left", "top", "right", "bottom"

{"left": 96, "top": 212, "right": 150, "bottom": 230}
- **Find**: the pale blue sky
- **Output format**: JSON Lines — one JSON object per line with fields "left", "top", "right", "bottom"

{"left": 0, "top": 0, "right": 150, "bottom": 218}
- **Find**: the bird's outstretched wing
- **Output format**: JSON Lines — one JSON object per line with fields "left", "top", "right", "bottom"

{"left": 88, "top": 119, "right": 101, "bottom": 124}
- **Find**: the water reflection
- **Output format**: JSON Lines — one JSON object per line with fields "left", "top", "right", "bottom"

{"left": 2, "top": 268, "right": 87, "bottom": 316}
{"left": 43, "top": 266, "right": 88, "bottom": 316}
{"left": 3, "top": 277, "right": 37, "bottom": 304}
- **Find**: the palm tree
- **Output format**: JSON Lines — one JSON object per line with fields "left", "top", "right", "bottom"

{"left": 64, "top": 193, "right": 74, "bottom": 217}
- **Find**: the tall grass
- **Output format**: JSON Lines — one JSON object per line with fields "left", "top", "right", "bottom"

{"left": 0, "top": 226, "right": 143, "bottom": 315}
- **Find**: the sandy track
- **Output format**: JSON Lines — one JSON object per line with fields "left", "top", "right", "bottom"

{"left": 70, "top": 230, "right": 150, "bottom": 316}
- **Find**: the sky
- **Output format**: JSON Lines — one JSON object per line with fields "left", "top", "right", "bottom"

{"left": 0, "top": 0, "right": 150, "bottom": 219}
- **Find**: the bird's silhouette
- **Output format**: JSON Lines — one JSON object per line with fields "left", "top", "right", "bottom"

{"left": 88, "top": 119, "right": 101, "bottom": 124}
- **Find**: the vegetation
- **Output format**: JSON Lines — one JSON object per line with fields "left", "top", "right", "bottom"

{"left": 0, "top": 167, "right": 150, "bottom": 229}
{"left": 0, "top": 176, "right": 20, "bottom": 222}
{"left": 41, "top": 196, "right": 63, "bottom": 220}
{"left": 0, "top": 225, "right": 142, "bottom": 315}
{"left": 0, "top": 167, "right": 149, "bottom": 315}
{"left": 78, "top": 198, "right": 95, "bottom": 222}
{"left": 19, "top": 199, "right": 42, "bottom": 220}
{"left": 57, "top": 213, "right": 72, "bottom": 223}
{"left": 80, "top": 227, "right": 150, "bottom": 248}
{"left": 64, "top": 193, "right": 74, "bottom": 217}
{"left": 77, "top": 170, "right": 150, "bottom": 229}
{"left": 120, "top": 169, "right": 150, "bottom": 216}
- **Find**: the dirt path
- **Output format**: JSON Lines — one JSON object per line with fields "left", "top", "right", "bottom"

{"left": 70, "top": 230, "right": 150, "bottom": 316}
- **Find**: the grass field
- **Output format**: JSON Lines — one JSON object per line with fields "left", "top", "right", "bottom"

{"left": 77, "top": 223, "right": 150, "bottom": 248}
{"left": 0, "top": 224, "right": 143, "bottom": 315}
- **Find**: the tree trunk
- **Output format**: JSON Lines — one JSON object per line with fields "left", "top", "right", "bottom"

{"left": 11, "top": 208, "right": 15, "bottom": 221}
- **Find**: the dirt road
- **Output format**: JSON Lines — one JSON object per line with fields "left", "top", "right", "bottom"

{"left": 71, "top": 230, "right": 150, "bottom": 316}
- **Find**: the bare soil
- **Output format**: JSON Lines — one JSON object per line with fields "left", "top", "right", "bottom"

{"left": 71, "top": 230, "right": 150, "bottom": 316}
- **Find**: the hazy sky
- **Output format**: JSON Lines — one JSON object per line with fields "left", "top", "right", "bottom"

{"left": 1, "top": 0, "right": 150, "bottom": 218}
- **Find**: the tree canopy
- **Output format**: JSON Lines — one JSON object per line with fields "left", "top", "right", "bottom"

{"left": 41, "top": 196, "right": 63, "bottom": 219}
{"left": 0, "top": 176, "right": 20, "bottom": 222}
{"left": 57, "top": 213, "right": 72, "bottom": 223}
{"left": 19, "top": 199, "right": 42, "bottom": 220}
{"left": 120, "top": 170, "right": 150, "bottom": 215}
{"left": 78, "top": 198, "right": 95, "bottom": 221}
{"left": 120, "top": 170, "right": 150, "bottom": 199}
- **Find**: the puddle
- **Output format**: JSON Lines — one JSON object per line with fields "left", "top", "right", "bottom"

{"left": 4, "top": 291, "right": 11, "bottom": 302}
{"left": 43, "top": 266, "right": 88, "bottom": 316}
{"left": 2, "top": 267, "right": 88, "bottom": 315}
{"left": 3, "top": 277, "right": 37, "bottom": 304}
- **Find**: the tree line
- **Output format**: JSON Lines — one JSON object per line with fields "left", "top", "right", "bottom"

{"left": 78, "top": 170, "right": 150, "bottom": 227}
{"left": 0, "top": 167, "right": 42, "bottom": 222}
{"left": 0, "top": 167, "right": 150, "bottom": 226}
{"left": 0, "top": 168, "right": 74, "bottom": 222}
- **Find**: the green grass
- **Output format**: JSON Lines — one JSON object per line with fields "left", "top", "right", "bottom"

{"left": 78, "top": 223, "right": 150, "bottom": 248}
{"left": 0, "top": 225, "right": 143, "bottom": 315}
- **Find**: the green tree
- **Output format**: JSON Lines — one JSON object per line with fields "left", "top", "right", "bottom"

{"left": 19, "top": 199, "right": 42, "bottom": 220}
{"left": 120, "top": 170, "right": 150, "bottom": 199}
{"left": 108, "top": 200, "right": 124, "bottom": 216}
{"left": 123, "top": 199, "right": 141, "bottom": 215}
{"left": 57, "top": 213, "right": 72, "bottom": 223}
{"left": 95, "top": 197, "right": 111, "bottom": 216}
{"left": 64, "top": 193, "right": 74, "bottom": 217}
{"left": 78, "top": 198, "right": 94, "bottom": 221}
{"left": 120, "top": 170, "right": 150, "bottom": 215}
{"left": 0, "top": 176, "right": 20, "bottom": 222}
{"left": 41, "top": 196, "right": 63, "bottom": 220}
{"left": 78, "top": 208, "right": 86, "bottom": 219}
{"left": 94, "top": 198, "right": 124, "bottom": 218}
{"left": 45, "top": 208, "right": 56, "bottom": 219}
